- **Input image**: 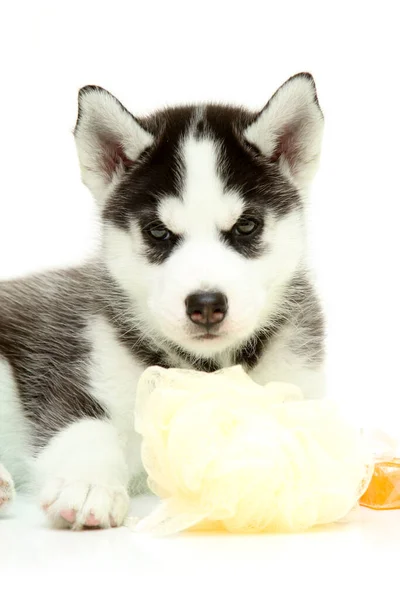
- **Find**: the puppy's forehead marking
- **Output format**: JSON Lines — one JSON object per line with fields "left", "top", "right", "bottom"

{"left": 159, "top": 135, "right": 244, "bottom": 235}
{"left": 192, "top": 106, "right": 205, "bottom": 125}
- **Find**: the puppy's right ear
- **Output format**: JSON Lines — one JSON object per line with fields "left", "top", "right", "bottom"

{"left": 244, "top": 74, "right": 323, "bottom": 194}
{"left": 74, "top": 86, "right": 154, "bottom": 204}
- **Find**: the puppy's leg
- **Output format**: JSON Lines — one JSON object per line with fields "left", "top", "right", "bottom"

{"left": 0, "top": 463, "right": 15, "bottom": 510}
{"left": 36, "top": 418, "right": 130, "bottom": 530}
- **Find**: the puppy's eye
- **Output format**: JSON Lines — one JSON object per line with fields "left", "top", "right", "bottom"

{"left": 147, "top": 225, "right": 171, "bottom": 241}
{"left": 232, "top": 218, "right": 259, "bottom": 236}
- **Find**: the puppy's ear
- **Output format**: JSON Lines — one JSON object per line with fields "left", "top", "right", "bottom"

{"left": 244, "top": 73, "right": 324, "bottom": 192}
{"left": 74, "top": 86, "right": 154, "bottom": 204}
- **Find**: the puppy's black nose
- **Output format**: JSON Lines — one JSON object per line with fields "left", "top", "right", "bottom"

{"left": 185, "top": 292, "right": 228, "bottom": 327}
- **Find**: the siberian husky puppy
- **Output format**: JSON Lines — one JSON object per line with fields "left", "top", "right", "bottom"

{"left": 0, "top": 73, "right": 324, "bottom": 528}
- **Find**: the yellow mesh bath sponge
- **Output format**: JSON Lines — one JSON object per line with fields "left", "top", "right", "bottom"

{"left": 133, "top": 366, "right": 373, "bottom": 535}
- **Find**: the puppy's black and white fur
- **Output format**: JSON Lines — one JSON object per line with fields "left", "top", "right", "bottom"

{"left": 0, "top": 74, "right": 325, "bottom": 528}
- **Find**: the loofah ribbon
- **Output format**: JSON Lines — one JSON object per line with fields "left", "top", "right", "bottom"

{"left": 132, "top": 366, "right": 374, "bottom": 535}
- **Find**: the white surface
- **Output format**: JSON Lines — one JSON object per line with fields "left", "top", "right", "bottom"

{"left": 1, "top": 494, "right": 399, "bottom": 597}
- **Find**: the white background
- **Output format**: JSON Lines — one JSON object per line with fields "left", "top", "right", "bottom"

{"left": 1, "top": 0, "right": 399, "bottom": 434}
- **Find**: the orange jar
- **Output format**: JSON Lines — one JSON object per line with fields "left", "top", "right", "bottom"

{"left": 359, "top": 459, "right": 400, "bottom": 510}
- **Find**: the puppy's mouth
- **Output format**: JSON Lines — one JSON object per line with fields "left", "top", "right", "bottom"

{"left": 195, "top": 333, "right": 220, "bottom": 341}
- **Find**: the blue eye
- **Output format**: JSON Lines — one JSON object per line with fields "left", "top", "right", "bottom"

{"left": 233, "top": 219, "right": 259, "bottom": 236}
{"left": 147, "top": 226, "right": 171, "bottom": 241}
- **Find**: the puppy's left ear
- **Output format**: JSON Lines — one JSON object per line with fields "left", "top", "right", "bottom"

{"left": 244, "top": 73, "right": 324, "bottom": 192}
{"left": 74, "top": 86, "right": 154, "bottom": 205}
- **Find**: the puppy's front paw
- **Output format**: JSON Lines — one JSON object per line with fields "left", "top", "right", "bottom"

{"left": 0, "top": 464, "right": 15, "bottom": 510}
{"left": 40, "top": 479, "right": 129, "bottom": 530}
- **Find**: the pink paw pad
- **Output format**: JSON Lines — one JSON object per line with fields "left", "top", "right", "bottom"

{"left": 59, "top": 509, "right": 77, "bottom": 524}
{"left": 0, "top": 483, "right": 14, "bottom": 507}
{"left": 84, "top": 513, "right": 101, "bottom": 527}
